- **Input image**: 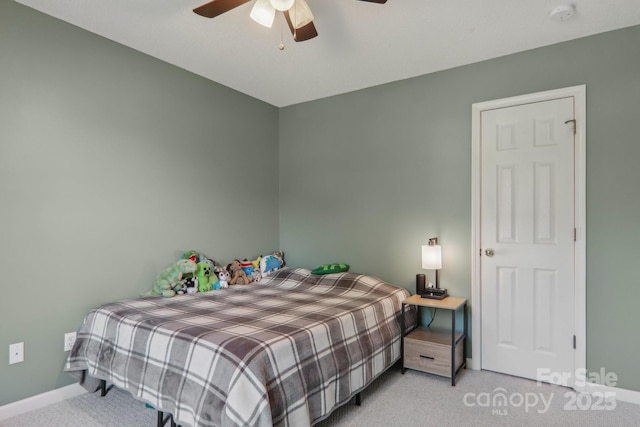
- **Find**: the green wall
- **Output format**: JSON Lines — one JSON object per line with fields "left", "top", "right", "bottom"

{"left": 1, "top": 2, "right": 279, "bottom": 405}
{"left": 2, "top": 0, "right": 640, "bottom": 407}
{"left": 279, "top": 27, "right": 640, "bottom": 391}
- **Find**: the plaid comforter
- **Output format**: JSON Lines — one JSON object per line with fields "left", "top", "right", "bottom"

{"left": 65, "top": 267, "right": 416, "bottom": 427}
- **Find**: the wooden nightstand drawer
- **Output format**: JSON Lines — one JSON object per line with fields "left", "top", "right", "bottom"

{"left": 404, "top": 327, "right": 463, "bottom": 377}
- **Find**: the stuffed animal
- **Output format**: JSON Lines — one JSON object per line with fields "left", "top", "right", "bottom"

{"left": 142, "top": 259, "right": 198, "bottom": 298}
{"left": 260, "top": 251, "right": 284, "bottom": 277}
{"left": 251, "top": 269, "right": 262, "bottom": 283}
{"left": 217, "top": 270, "right": 230, "bottom": 289}
{"left": 241, "top": 259, "right": 253, "bottom": 276}
{"left": 199, "top": 255, "right": 217, "bottom": 271}
{"left": 251, "top": 256, "right": 262, "bottom": 271}
{"left": 177, "top": 276, "right": 199, "bottom": 295}
{"left": 229, "top": 259, "right": 251, "bottom": 285}
{"left": 179, "top": 251, "right": 200, "bottom": 281}
{"left": 184, "top": 277, "right": 198, "bottom": 294}
{"left": 196, "top": 261, "right": 219, "bottom": 292}
{"left": 183, "top": 250, "right": 199, "bottom": 263}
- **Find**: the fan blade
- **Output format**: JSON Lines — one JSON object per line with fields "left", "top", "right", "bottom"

{"left": 289, "top": 0, "right": 314, "bottom": 28}
{"left": 193, "top": 0, "right": 252, "bottom": 18}
{"left": 283, "top": 10, "right": 318, "bottom": 42}
{"left": 357, "top": 0, "right": 387, "bottom": 3}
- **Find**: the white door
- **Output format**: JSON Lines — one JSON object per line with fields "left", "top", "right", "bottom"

{"left": 480, "top": 97, "right": 576, "bottom": 384}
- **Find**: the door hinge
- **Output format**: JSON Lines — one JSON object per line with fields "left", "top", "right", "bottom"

{"left": 565, "top": 119, "right": 577, "bottom": 135}
{"left": 574, "top": 228, "right": 577, "bottom": 242}
{"left": 573, "top": 335, "right": 577, "bottom": 349}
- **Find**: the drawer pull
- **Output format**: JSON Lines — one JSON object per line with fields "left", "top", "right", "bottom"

{"left": 419, "top": 355, "right": 435, "bottom": 360}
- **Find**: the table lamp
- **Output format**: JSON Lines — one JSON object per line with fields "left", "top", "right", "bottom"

{"left": 421, "top": 237, "right": 447, "bottom": 299}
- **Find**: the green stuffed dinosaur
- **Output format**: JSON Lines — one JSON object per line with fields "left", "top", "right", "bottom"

{"left": 142, "top": 259, "right": 198, "bottom": 298}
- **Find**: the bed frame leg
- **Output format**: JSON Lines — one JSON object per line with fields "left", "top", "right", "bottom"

{"left": 157, "top": 411, "right": 179, "bottom": 427}
{"left": 95, "top": 380, "right": 109, "bottom": 397}
{"left": 355, "top": 392, "right": 362, "bottom": 406}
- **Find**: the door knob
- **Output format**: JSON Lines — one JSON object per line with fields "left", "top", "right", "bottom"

{"left": 485, "top": 249, "right": 495, "bottom": 257}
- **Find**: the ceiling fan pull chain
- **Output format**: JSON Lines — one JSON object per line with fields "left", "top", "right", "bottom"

{"left": 291, "top": 0, "right": 296, "bottom": 42}
{"left": 279, "top": 12, "right": 285, "bottom": 50}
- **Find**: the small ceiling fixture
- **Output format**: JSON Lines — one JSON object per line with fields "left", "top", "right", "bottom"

{"left": 250, "top": 0, "right": 313, "bottom": 30}
{"left": 549, "top": 5, "right": 575, "bottom": 21}
{"left": 193, "top": 0, "right": 388, "bottom": 43}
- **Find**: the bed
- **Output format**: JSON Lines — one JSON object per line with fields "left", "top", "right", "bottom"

{"left": 65, "top": 267, "right": 417, "bottom": 427}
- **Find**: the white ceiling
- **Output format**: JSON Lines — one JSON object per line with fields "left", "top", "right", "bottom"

{"left": 14, "top": 0, "right": 640, "bottom": 107}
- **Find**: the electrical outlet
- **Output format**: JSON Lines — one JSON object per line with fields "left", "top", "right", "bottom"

{"left": 9, "top": 342, "right": 24, "bottom": 364}
{"left": 64, "top": 332, "right": 77, "bottom": 352}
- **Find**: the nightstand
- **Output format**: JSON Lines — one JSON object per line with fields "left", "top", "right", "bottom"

{"left": 401, "top": 294, "right": 467, "bottom": 385}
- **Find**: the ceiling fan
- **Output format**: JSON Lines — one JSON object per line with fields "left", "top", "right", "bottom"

{"left": 193, "top": 0, "right": 387, "bottom": 42}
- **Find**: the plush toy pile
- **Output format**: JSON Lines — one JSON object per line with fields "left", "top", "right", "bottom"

{"left": 142, "top": 250, "right": 284, "bottom": 297}
{"left": 141, "top": 259, "right": 198, "bottom": 298}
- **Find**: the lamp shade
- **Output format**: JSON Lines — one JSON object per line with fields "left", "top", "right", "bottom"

{"left": 270, "top": 0, "right": 295, "bottom": 12}
{"left": 422, "top": 243, "right": 442, "bottom": 270}
{"left": 250, "top": 0, "right": 276, "bottom": 28}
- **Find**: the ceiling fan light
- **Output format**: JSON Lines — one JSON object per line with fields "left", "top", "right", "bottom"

{"left": 289, "top": 0, "right": 313, "bottom": 29}
{"left": 269, "top": 0, "right": 294, "bottom": 12}
{"left": 250, "top": 0, "right": 275, "bottom": 28}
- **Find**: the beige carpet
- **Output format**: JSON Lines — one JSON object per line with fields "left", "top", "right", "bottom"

{"left": 2, "top": 365, "right": 639, "bottom": 426}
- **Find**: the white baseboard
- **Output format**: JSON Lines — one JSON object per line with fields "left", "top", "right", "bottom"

{"left": 467, "top": 357, "right": 477, "bottom": 370}
{"left": 464, "top": 359, "right": 639, "bottom": 405}
{"left": 0, "top": 383, "right": 86, "bottom": 422}
{"left": 581, "top": 381, "right": 640, "bottom": 405}
{"left": 1, "top": 370, "right": 637, "bottom": 423}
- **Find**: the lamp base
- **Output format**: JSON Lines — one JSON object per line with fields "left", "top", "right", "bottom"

{"left": 421, "top": 288, "right": 448, "bottom": 300}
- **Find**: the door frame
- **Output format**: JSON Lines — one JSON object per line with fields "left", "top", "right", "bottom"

{"left": 470, "top": 85, "right": 586, "bottom": 388}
